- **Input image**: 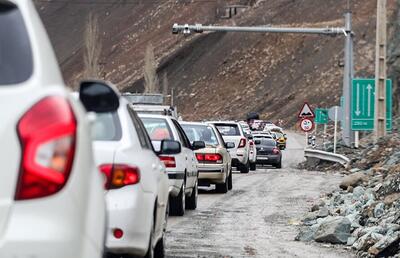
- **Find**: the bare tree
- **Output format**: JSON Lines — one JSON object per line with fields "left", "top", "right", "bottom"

{"left": 143, "top": 43, "right": 159, "bottom": 93}
{"left": 162, "top": 72, "right": 169, "bottom": 104}
{"left": 84, "top": 12, "right": 101, "bottom": 79}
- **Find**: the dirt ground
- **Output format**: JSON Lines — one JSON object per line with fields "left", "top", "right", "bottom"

{"left": 165, "top": 132, "right": 354, "bottom": 258}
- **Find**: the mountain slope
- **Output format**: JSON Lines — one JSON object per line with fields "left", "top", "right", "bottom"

{"left": 35, "top": 0, "right": 398, "bottom": 126}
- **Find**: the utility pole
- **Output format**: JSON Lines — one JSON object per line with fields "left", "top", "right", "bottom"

{"left": 172, "top": 18, "right": 355, "bottom": 147}
{"left": 374, "top": 0, "right": 387, "bottom": 141}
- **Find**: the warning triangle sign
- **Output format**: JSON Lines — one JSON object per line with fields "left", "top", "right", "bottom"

{"left": 298, "top": 103, "right": 315, "bottom": 118}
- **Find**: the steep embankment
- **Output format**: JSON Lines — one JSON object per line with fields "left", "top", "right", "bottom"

{"left": 35, "top": 0, "right": 398, "bottom": 126}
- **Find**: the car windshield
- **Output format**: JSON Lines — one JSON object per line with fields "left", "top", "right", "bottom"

{"left": 182, "top": 124, "right": 219, "bottom": 145}
{"left": 92, "top": 112, "right": 122, "bottom": 141}
{"left": 256, "top": 139, "right": 276, "bottom": 146}
{"left": 140, "top": 117, "right": 173, "bottom": 141}
{"left": 214, "top": 124, "right": 241, "bottom": 136}
{"left": 275, "top": 133, "right": 284, "bottom": 138}
{"left": 0, "top": 3, "right": 33, "bottom": 85}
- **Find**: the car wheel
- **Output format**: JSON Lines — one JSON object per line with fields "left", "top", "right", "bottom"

{"left": 250, "top": 162, "right": 256, "bottom": 171}
{"left": 276, "top": 159, "right": 282, "bottom": 169}
{"left": 169, "top": 183, "right": 185, "bottom": 216}
{"left": 228, "top": 169, "right": 233, "bottom": 190}
{"left": 216, "top": 176, "right": 228, "bottom": 193}
{"left": 240, "top": 161, "right": 250, "bottom": 174}
{"left": 186, "top": 180, "right": 198, "bottom": 210}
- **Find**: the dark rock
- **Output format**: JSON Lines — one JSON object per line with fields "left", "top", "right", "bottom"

{"left": 314, "top": 217, "right": 351, "bottom": 244}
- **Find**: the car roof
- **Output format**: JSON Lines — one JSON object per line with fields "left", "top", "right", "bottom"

{"left": 137, "top": 113, "right": 174, "bottom": 120}
{"left": 180, "top": 121, "right": 207, "bottom": 126}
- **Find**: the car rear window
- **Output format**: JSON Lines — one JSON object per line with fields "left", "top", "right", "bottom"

{"left": 214, "top": 123, "right": 241, "bottom": 136}
{"left": 92, "top": 112, "right": 122, "bottom": 141}
{"left": 140, "top": 117, "right": 173, "bottom": 141}
{"left": 256, "top": 139, "right": 276, "bottom": 146}
{"left": 0, "top": 3, "right": 33, "bottom": 85}
{"left": 181, "top": 124, "right": 219, "bottom": 145}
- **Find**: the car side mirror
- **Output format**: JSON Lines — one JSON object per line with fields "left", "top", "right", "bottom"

{"left": 79, "top": 80, "right": 120, "bottom": 113}
{"left": 255, "top": 140, "right": 261, "bottom": 145}
{"left": 225, "top": 142, "right": 235, "bottom": 149}
{"left": 192, "top": 141, "right": 206, "bottom": 150}
{"left": 159, "top": 140, "right": 181, "bottom": 155}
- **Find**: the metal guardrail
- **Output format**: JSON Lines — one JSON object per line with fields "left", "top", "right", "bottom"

{"left": 304, "top": 148, "right": 350, "bottom": 168}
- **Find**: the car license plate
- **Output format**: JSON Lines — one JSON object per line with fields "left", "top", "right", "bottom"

{"left": 257, "top": 157, "right": 268, "bottom": 160}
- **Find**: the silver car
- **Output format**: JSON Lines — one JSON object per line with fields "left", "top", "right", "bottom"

{"left": 181, "top": 122, "right": 234, "bottom": 193}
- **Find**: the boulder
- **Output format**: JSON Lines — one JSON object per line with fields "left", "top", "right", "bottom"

{"left": 368, "top": 232, "right": 400, "bottom": 256}
{"left": 295, "top": 224, "right": 319, "bottom": 242}
{"left": 314, "top": 217, "right": 351, "bottom": 244}
{"left": 340, "top": 172, "right": 367, "bottom": 190}
{"left": 384, "top": 193, "right": 400, "bottom": 205}
{"left": 374, "top": 202, "right": 385, "bottom": 218}
{"left": 317, "top": 206, "right": 329, "bottom": 218}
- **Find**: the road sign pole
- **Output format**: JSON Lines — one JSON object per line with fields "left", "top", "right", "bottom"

{"left": 334, "top": 106, "right": 338, "bottom": 153}
{"left": 342, "top": 11, "right": 355, "bottom": 147}
{"left": 374, "top": 0, "right": 387, "bottom": 141}
{"left": 355, "top": 131, "right": 359, "bottom": 148}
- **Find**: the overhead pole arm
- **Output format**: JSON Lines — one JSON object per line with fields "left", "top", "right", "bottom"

{"left": 172, "top": 23, "right": 347, "bottom": 36}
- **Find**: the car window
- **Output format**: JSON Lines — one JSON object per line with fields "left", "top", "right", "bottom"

{"left": 92, "top": 112, "right": 122, "bottom": 141}
{"left": 127, "top": 106, "right": 153, "bottom": 149}
{"left": 140, "top": 117, "right": 173, "bottom": 141}
{"left": 214, "top": 123, "right": 241, "bottom": 136}
{"left": 181, "top": 124, "right": 219, "bottom": 145}
{"left": 256, "top": 139, "right": 277, "bottom": 146}
{"left": 172, "top": 120, "right": 190, "bottom": 148}
{"left": 0, "top": 3, "right": 33, "bottom": 85}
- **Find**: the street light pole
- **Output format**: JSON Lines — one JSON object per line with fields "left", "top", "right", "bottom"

{"left": 172, "top": 18, "right": 354, "bottom": 146}
{"left": 342, "top": 11, "right": 355, "bottom": 147}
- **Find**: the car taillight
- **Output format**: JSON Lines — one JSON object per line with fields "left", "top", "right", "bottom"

{"left": 272, "top": 147, "right": 280, "bottom": 154}
{"left": 196, "top": 153, "right": 204, "bottom": 161}
{"left": 99, "top": 164, "right": 140, "bottom": 190}
{"left": 238, "top": 138, "right": 246, "bottom": 148}
{"left": 249, "top": 140, "right": 254, "bottom": 146}
{"left": 159, "top": 156, "right": 176, "bottom": 168}
{"left": 196, "top": 153, "right": 223, "bottom": 163}
{"left": 15, "top": 96, "right": 77, "bottom": 200}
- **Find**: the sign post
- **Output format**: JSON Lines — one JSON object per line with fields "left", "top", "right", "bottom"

{"left": 298, "top": 104, "right": 315, "bottom": 148}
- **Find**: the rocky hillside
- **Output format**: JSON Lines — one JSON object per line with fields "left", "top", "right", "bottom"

{"left": 35, "top": 0, "right": 399, "bottom": 126}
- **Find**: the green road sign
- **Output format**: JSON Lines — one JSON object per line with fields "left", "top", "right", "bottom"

{"left": 315, "top": 108, "right": 328, "bottom": 124}
{"left": 351, "top": 78, "right": 392, "bottom": 131}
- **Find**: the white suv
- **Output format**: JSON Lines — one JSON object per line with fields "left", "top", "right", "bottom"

{"left": 91, "top": 96, "right": 170, "bottom": 257}
{"left": 210, "top": 122, "right": 251, "bottom": 173}
{"left": 0, "top": 1, "right": 106, "bottom": 257}
{"left": 139, "top": 114, "right": 203, "bottom": 216}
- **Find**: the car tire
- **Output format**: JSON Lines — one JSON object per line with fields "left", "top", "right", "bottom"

{"left": 250, "top": 162, "right": 256, "bottom": 171}
{"left": 216, "top": 176, "right": 228, "bottom": 193}
{"left": 228, "top": 169, "right": 233, "bottom": 190}
{"left": 186, "top": 180, "right": 198, "bottom": 210}
{"left": 276, "top": 159, "right": 282, "bottom": 169}
{"left": 170, "top": 183, "right": 185, "bottom": 216}
{"left": 240, "top": 161, "right": 250, "bottom": 174}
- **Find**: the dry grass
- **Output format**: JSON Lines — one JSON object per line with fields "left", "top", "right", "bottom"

{"left": 143, "top": 43, "right": 159, "bottom": 93}
{"left": 84, "top": 12, "right": 101, "bottom": 79}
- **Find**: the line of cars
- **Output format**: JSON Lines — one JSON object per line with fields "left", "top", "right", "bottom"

{"left": 0, "top": 1, "right": 285, "bottom": 257}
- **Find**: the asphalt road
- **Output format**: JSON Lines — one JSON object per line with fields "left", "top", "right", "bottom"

{"left": 165, "top": 132, "right": 353, "bottom": 258}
